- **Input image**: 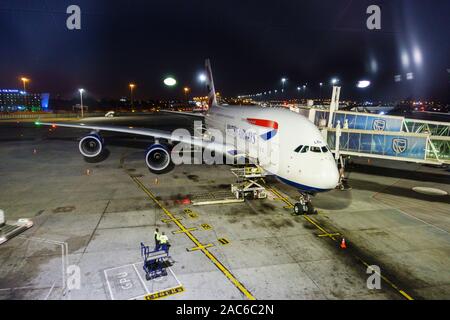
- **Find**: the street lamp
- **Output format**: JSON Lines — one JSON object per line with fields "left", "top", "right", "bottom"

{"left": 21, "top": 77, "right": 29, "bottom": 92}
{"left": 198, "top": 74, "right": 207, "bottom": 83}
{"left": 78, "top": 89, "right": 85, "bottom": 118}
{"left": 357, "top": 80, "right": 371, "bottom": 88}
{"left": 183, "top": 87, "right": 190, "bottom": 101}
{"left": 164, "top": 77, "right": 177, "bottom": 86}
{"left": 331, "top": 78, "right": 339, "bottom": 85}
{"left": 129, "top": 83, "right": 135, "bottom": 110}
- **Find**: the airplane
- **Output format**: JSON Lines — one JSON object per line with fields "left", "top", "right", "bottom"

{"left": 37, "top": 59, "right": 340, "bottom": 215}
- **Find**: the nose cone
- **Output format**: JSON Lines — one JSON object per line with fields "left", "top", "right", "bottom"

{"left": 317, "top": 161, "right": 340, "bottom": 190}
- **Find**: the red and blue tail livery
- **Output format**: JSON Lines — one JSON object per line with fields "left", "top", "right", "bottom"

{"left": 246, "top": 118, "right": 279, "bottom": 141}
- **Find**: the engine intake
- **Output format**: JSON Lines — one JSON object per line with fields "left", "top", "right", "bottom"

{"left": 79, "top": 134, "right": 104, "bottom": 158}
{"left": 145, "top": 144, "right": 172, "bottom": 173}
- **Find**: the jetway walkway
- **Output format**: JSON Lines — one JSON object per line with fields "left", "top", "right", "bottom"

{"left": 307, "top": 108, "right": 450, "bottom": 165}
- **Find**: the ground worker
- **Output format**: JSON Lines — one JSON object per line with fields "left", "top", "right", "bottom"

{"left": 159, "top": 232, "right": 170, "bottom": 253}
{"left": 154, "top": 228, "right": 161, "bottom": 250}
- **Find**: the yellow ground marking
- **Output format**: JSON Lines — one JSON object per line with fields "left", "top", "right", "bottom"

{"left": 218, "top": 238, "right": 230, "bottom": 245}
{"left": 131, "top": 176, "right": 255, "bottom": 300}
{"left": 318, "top": 233, "right": 341, "bottom": 238}
{"left": 184, "top": 208, "right": 199, "bottom": 218}
{"left": 201, "top": 223, "right": 212, "bottom": 230}
{"left": 268, "top": 188, "right": 294, "bottom": 208}
{"left": 162, "top": 216, "right": 182, "bottom": 224}
{"left": 399, "top": 290, "right": 414, "bottom": 301}
{"left": 144, "top": 286, "right": 185, "bottom": 300}
{"left": 172, "top": 228, "right": 197, "bottom": 235}
{"left": 187, "top": 243, "right": 214, "bottom": 252}
{"left": 268, "top": 185, "right": 415, "bottom": 301}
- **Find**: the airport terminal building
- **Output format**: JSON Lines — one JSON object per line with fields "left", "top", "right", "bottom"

{"left": 0, "top": 89, "right": 49, "bottom": 112}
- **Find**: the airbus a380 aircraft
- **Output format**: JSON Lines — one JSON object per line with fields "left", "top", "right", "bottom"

{"left": 38, "top": 60, "right": 339, "bottom": 214}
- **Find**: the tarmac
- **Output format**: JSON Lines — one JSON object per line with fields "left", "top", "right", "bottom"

{"left": 0, "top": 114, "right": 449, "bottom": 300}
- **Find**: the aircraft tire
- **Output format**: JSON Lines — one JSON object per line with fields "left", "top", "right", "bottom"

{"left": 294, "top": 203, "right": 304, "bottom": 215}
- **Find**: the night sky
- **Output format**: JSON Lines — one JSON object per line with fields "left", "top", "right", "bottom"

{"left": 0, "top": 0, "right": 449, "bottom": 102}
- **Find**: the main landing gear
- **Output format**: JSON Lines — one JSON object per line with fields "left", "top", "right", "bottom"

{"left": 293, "top": 193, "right": 317, "bottom": 215}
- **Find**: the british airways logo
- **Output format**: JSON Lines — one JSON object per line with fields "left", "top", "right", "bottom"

{"left": 246, "top": 118, "right": 279, "bottom": 141}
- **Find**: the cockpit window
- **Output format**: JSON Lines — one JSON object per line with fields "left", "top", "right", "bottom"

{"left": 296, "top": 145, "right": 328, "bottom": 153}
{"left": 295, "top": 145, "right": 310, "bottom": 153}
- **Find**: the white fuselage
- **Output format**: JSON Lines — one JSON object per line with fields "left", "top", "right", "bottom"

{"left": 205, "top": 104, "right": 340, "bottom": 193}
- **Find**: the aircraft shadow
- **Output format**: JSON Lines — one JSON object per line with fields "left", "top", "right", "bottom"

{"left": 349, "top": 178, "right": 450, "bottom": 204}
{"left": 347, "top": 163, "right": 449, "bottom": 184}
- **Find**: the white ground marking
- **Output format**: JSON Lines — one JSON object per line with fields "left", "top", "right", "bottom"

{"left": 44, "top": 282, "right": 56, "bottom": 300}
{"left": 1, "top": 236, "right": 70, "bottom": 299}
{"left": 104, "top": 261, "right": 182, "bottom": 300}
{"left": 396, "top": 208, "right": 450, "bottom": 236}
{"left": 133, "top": 263, "right": 150, "bottom": 294}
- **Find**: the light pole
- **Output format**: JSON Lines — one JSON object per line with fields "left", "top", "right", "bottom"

{"left": 21, "top": 77, "right": 29, "bottom": 92}
{"left": 21, "top": 77, "right": 30, "bottom": 110}
{"left": 183, "top": 87, "right": 190, "bottom": 102}
{"left": 79, "top": 89, "right": 84, "bottom": 118}
{"left": 319, "top": 82, "right": 323, "bottom": 100}
{"left": 281, "top": 78, "right": 287, "bottom": 95}
{"left": 129, "top": 83, "right": 135, "bottom": 110}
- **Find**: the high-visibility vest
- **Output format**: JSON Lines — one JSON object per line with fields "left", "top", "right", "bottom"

{"left": 160, "top": 235, "right": 169, "bottom": 244}
{"left": 154, "top": 232, "right": 161, "bottom": 241}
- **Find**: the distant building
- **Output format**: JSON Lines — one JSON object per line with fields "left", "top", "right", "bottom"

{"left": 0, "top": 89, "right": 50, "bottom": 112}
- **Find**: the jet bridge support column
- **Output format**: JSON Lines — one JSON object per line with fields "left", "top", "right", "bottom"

{"left": 328, "top": 86, "right": 341, "bottom": 129}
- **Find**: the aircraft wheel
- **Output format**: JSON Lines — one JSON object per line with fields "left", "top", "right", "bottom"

{"left": 306, "top": 202, "right": 316, "bottom": 215}
{"left": 293, "top": 203, "right": 304, "bottom": 215}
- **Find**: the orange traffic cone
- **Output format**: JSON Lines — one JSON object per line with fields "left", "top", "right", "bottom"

{"left": 340, "top": 238, "right": 347, "bottom": 249}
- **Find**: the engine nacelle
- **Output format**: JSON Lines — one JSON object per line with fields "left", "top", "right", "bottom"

{"left": 79, "top": 134, "right": 104, "bottom": 158}
{"left": 145, "top": 144, "right": 173, "bottom": 173}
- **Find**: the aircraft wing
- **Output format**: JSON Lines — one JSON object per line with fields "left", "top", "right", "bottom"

{"left": 37, "top": 121, "right": 236, "bottom": 156}
{"left": 161, "top": 110, "right": 205, "bottom": 118}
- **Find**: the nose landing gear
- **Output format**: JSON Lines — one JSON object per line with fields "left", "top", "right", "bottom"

{"left": 293, "top": 193, "right": 317, "bottom": 215}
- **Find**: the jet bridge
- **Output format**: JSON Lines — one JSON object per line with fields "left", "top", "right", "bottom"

{"left": 308, "top": 107, "right": 450, "bottom": 165}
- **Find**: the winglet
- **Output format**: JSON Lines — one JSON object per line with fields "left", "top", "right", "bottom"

{"left": 205, "top": 59, "right": 217, "bottom": 109}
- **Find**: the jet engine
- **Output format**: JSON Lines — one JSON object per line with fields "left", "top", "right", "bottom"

{"left": 145, "top": 144, "right": 173, "bottom": 173}
{"left": 79, "top": 134, "right": 104, "bottom": 158}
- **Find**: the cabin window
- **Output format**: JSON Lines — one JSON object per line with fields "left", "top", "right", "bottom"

{"left": 321, "top": 146, "right": 329, "bottom": 153}
{"left": 310, "top": 146, "right": 322, "bottom": 153}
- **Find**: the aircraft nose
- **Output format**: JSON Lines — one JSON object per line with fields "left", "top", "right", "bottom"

{"left": 318, "top": 160, "right": 340, "bottom": 190}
